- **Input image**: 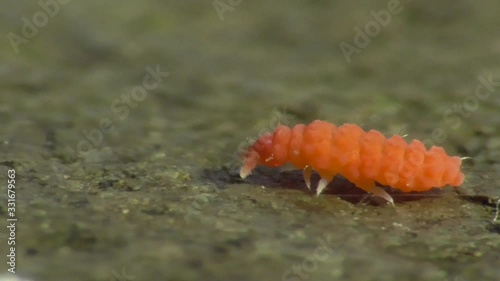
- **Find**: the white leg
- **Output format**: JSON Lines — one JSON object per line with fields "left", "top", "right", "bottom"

{"left": 369, "top": 185, "right": 395, "bottom": 207}
{"left": 303, "top": 165, "right": 313, "bottom": 190}
{"left": 316, "top": 177, "right": 332, "bottom": 196}
{"left": 356, "top": 181, "right": 395, "bottom": 207}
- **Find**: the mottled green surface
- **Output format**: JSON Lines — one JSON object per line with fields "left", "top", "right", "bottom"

{"left": 0, "top": 1, "right": 499, "bottom": 280}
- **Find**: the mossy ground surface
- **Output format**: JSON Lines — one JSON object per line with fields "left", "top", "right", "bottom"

{"left": 0, "top": 1, "right": 499, "bottom": 280}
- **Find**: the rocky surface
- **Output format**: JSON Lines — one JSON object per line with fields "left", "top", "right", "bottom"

{"left": 0, "top": 1, "right": 499, "bottom": 280}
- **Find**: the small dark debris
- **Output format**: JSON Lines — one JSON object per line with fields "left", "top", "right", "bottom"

{"left": 125, "top": 186, "right": 141, "bottom": 192}
{"left": 458, "top": 194, "right": 496, "bottom": 206}
{"left": 66, "top": 225, "right": 97, "bottom": 250}
{"left": 212, "top": 245, "right": 229, "bottom": 255}
{"left": 43, "top": 129, "right": 57, "bottom": 151}
{"left": 123, "top": 170, "right": 137, "bottom": 179}
{"left": 69, "top": 199, "right": 90, "bottom": 208}
{"left": 187, "top": 259, "right": 203, "bottom": 269}
{"left": 290, "top": 222, "right": 306, "bottom": 229}
{"left": 26, "top": 248, "right": 38, "bottom": 256}
{"left": 225, "top": 237, "right": 252, "bottom": 249}
{"left": 486, "top": 223, "right": 500, "bottom": 234}
{"left": 98, "top": 180, "right": 118, "bottom": 190}
{"left": 201, "top": 166, "right": 244, "bottom": 190}
{"left": 142, "top": 207, "right": 166, "bottom": 216}
{"left": 0, "top": 160, "right": 15, "bottom": 169}
{"left": 247, "top": 198, "right": 258, "bottom": 204}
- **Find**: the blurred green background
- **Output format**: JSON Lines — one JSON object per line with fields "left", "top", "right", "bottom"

{"left": 0, "top": 0, "right": 499, "bottom": 280}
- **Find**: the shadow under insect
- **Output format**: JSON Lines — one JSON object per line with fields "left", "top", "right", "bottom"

{"left": 239, "top": 167, "right": 446, "bottom": 206}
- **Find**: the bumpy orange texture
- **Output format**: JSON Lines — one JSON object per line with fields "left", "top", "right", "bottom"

{"left": 240, "top": 120, "right": 464, "bottom": 193}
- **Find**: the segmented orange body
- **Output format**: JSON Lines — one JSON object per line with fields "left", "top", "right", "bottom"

{"left": 240, "top": 120, "right": 465, "bottom": 204}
